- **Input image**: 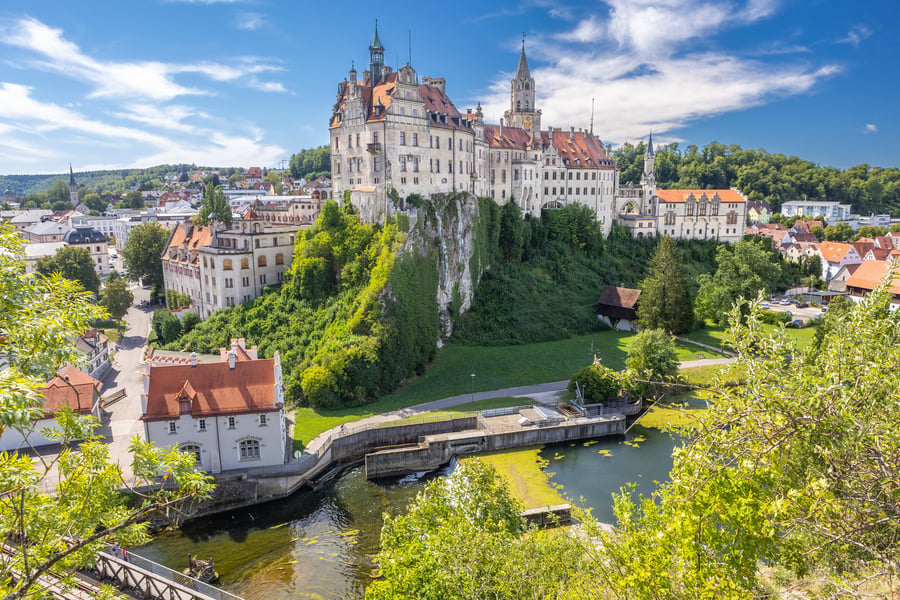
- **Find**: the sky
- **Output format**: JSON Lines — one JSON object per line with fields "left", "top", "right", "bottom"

{"left": 0, "top": 0, "right": 897, "bottom": 175}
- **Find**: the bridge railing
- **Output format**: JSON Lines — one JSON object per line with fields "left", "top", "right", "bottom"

{"left": 96, "top": 549, "right": 245, "bottom": 600}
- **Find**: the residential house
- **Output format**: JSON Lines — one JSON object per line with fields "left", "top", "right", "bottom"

{"left": 141, "top": 339, "right": 287, "bottom": 473}
{"left": 76, "top": 328, "right": 110, "bottom": 379}
{"left": 0, "top": 366, "right": 101, "bottom": 451}
{"left": 64, "top": 225, "right": 109, "bottom": 279}
{"left": 596, "top": 286, "right": 641, "bottom": 331}
{"left": 827, "top": 263, "right": 860, "bottom": 293}
{"left": 746, "top": 200, "right": 771, "bottom": 224}
{"left": 818, "top": 242, "right": 863, "bottom": 281}
{"left": 245, "top": 167, "right": 263, "bottom": 185}
{"left": 844, "top": 260, "right": 900, "bottom": 310}
{"left": 8, "top": 210, "right": 53, "bottom": 232}
{"left": 781, "top": 200, "right": 852, "bottom": 223}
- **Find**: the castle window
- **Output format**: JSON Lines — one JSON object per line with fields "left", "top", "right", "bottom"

{"left": 413, "top": 157, "right": 419, "bottom": 172}
{"left": 348, "top": 134, "right": 352, "bottom": 147}
{"left": 525, "top": 100, "right": 529, "bottom": 109}
{"left": 517, "top": 101, "right": 521, "bottom": 110}
{"left": 399, "top": 156, "right": 406, "bottom": 172}
{"left": 447, "top": 138, "right": 452, "bottom": 150}
{"left": 502, "top": 170, "right": 506, "bottom": 183}
{"left": 400, "top": 107, "right": 405, "bottom": 115}
{"left": 400, "top": 132, "right": 405, "bottom": 145}
{"left": 239, "top": 439, "right": 260, "bottom": 461}
{"left": 406, "top": 92, "right": 410, "bottom": 100}
{"left": 413, "top": 109, "right": 417, "bottom": 117}
{"left": 373, "top": 132, "right": 379, "bottom": 144}
{"left": 374, "top": 157, "right": 381, "bottom": 171}
{"left": 223, "top": 259, "right": 232, "bottom": 270}
{"left": 334, "top": 138, "right": 339, "bottom": 150}
{"left": 258, "top": 255, "right": 267, "bottom": 267}
{"left": 275, "top": 253, "right": 284, "bottom": 266}
{"left": 514, "top": 169, "right": 519, "bottom": 180}
{"left": 448, "top": 161, "right": 452, "bottom": 173}
{"left": 356, "top": 133, "right": 360, "bottom": 146}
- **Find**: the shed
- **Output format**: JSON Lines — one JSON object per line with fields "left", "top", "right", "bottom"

{"left": 596, "top": 286, "right": 641, "bottom": 331}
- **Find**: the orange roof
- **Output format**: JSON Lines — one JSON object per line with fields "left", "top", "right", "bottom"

{"left": 162, "top": 222, "right": 212, "bottom": 266}
{"left": 143, "top": 357, "right": 280, "bottom": 421}
{"left": 655, "top": 189, "right": 746, "bottom": 204}
{"left": 819, "top": 242, "right": 858, "bottom": 263}
{"left": 852, "top": 241, "right": 875, "bottom": 257}
{"left": 844, "top": 260, "right": 900, "bottom": 295}
{"left": 39, "top": 366, "right": 100, "bottom": 418}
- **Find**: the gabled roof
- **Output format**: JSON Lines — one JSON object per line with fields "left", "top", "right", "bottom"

{"left": 143, "top": 356, "right": 280, "bottom": 421}
{"left": 24, "top": 220, "right": 71, "bottom": 236}
{"left": 819, "top": 242, "right": 859, "bottom": 263}
{"left": 597, "top": 286, "right": 641, "bottom": 309}
{"left": 39, "top": 365, "right": 100, "bottom": 418}
{"left": 655, "top": 189, "right": 746, "bottom": 204}
{"left": 844, "top": 260, "right": 900, "bottom": 295}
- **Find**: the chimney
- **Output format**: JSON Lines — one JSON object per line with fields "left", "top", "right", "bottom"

{"left": 228, "top": 350, "right": 236, "bottom": 370}
{"left": 231, "top": 339, "right": 239, "bottom": 353}
{"left": 190, "top": 352, "right": 198, "bottom": 367}
{"left": 570, "top": 126, "right": 575, "bottom": 140}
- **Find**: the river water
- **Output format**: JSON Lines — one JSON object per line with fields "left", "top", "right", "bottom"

{"left": 136, "top": 424, "right": 679, "bottom": 599}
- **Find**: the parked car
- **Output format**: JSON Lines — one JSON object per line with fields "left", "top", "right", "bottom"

{"left": 760, "top": 302, "right": 770, "bottom": 309}
{"left": 821, "top": 305, "right": 828, "bottom": 312}
{"left": 780, "top": 299, "right": 791, "bottom": 305}
{"left": 788, "top": 319, "right": 804, "bottom": 328}
{"left": 796, "top": 302, "right": 809, "bottom": 308}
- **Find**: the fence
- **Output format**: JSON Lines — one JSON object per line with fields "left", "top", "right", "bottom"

{"left": 96, "top": 548, "right": 245, "bottom": 600}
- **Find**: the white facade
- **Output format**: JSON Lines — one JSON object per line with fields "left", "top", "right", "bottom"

{"left": 781, "top": 200, "right": 852, "bottom": 223}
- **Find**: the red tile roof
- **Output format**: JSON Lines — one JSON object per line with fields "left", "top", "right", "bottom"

{"left": 844, "top": 260, "right": 900, "bottom": 295}
{"left": 143, "top": 357, "right": 280, "bottom": 421}
{"left": 39, "top": 366, "right": 100, "bottom": 418}
{"left": 655, "top": 189, "right": 746, "bottom": 204}
{"left": 818, "top": 242, "right": 858, "bottom": 263}
{"left": 597, "top": 286, "right": 641, "bottom": 309}
{"left": 162, "top": 222, "right": 212, "bottom": 267}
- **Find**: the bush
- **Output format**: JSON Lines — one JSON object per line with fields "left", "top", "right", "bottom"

{"left": 758, "top": 309, "right": 792, "bottom": 326}
{"left": 568, "top": 358, "right": 622, "bottom": 405}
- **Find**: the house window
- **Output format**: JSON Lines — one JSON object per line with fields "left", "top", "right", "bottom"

{"left": 180, "top": 444, "right": 201, "bottom": 464}
{"left": 259, "top": 414, "right": 268, "bottom": 427}
{"left": 227, "top": 416, "right": 236, "bottom": 429}
{"left": 198, "top": 419, "right": 207, "bottom": 432}
{"left": 168, "top": 422, "right": 177, "bottom": 435}
{"left": 240, "top": 439, "right": 261, "bottom": 461}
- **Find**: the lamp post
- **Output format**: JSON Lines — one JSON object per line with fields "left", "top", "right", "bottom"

{"left": 470, "top": 373, "right": 475, "bottom": 403}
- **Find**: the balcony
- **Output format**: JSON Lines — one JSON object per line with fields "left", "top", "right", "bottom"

{"left": 366, "top": 143, "right": 382, "bottom": 154}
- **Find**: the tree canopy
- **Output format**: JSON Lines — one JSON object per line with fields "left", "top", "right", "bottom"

{"left": 637, "top": 236, "right": 694, "bottom": 334}
{"left": 100, "top": 278, "right": 133, "bottom": 324}
{"left": 122, "top": 221, "right": 169, "bottom": 290}
{"left": 35, "top": 246, "right": 100, "bottom": 294}
{"left": 198, "top": 184, "right": 232, "bottom": 227}
{"left": 289, "top": 145, "right": 330, "bottom": 181}
{"left": 0, "top": 224, "right": 212, "bottom": 599}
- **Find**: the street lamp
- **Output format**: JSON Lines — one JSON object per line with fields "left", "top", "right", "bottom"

{"left": 470, "top": 373, "right": 476, "bottom": 403}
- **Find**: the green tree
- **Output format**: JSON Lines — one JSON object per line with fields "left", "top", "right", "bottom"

{"left": 124, "top": 190, "right": 145, "bottom": 209}
{"left": 181, "top": 311, "right": 201, "bottom": 335}
{"left": 100, "top": 278, "right": 133, "bottom": 328}
{"left": 637, "top": 236, "right": 694, "bottom": 333}
{"left": 123, "top": 222, "right": 170, "bottom": 289}
{"left": 83, "top": 192, "right": 105, "bottom": 213}
{"left": 198, "top": 184, "right": 232, "bottom": 227}
{"left": 823, "top": 221, "right": 854, "bottom": 241}
{"left": 625, "top": 328, "right": 679, "bottom": 398}
{"left": 367, "top": 459, "right": 588, "bottom": 600}
{"left": 567, "top": 356, "right": 622, "bottom": 405}
{"left": 46, "top": 179, "right": 70, "bottom": 201}
{"left": 497, "top": 201, "right": 524, "bottom": 262}
{"left": 160, "top": 313, "right": 182, "bottom": 344}
{"left": 695, "top": 239, "right": 782, "bottom": 324}
{"left": 51, "top": 200, "right": 73, "bottom": 211}
{"left": 0, "top": 224, "right": 212, "bottom": 600}
{"left": 35, "top": 246, "right": 100, "bottom": 294}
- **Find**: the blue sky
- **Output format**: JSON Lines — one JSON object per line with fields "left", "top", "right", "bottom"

{"left": 0, "top": 0, "right": 897, "bottom": 174}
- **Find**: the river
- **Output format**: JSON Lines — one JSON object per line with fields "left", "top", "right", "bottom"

{"left": 136, "top": 423, "right": 679, "bottom": 599}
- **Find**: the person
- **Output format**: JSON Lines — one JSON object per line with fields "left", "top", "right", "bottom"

{"left": 122, "top": 547, "right": 129, "bottom": 562}
{"left": 109, "top": 542, "right": 121, "bottom": 558}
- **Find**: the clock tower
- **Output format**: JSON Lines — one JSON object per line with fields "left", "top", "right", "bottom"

{"left": 504, "top": 38, "right": 541, "bottom": 137}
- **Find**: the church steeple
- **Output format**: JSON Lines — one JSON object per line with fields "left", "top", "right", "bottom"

{"left": 369, "top": 20, "right": 385, "bottom": 85}
{"left": 68, "top": 164, "right": 79, "bottom": 206}
{"left": 640, "top": 134, "right": 657, "bottom": 211}
{"left": 505, "top": 35, "right": 539, "bottom": 134}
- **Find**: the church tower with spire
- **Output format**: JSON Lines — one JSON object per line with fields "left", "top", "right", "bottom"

{"left": 69, "top": 164, "right": 79, "bottom": 205}
{"left": 504, "top": 38, "right": 541, "bottom": 136}
{"left": 640, "top": 134, "right": 656, "bottom": 212}
{"left": 369, "top": 21, "right": 385, "bottom": 85}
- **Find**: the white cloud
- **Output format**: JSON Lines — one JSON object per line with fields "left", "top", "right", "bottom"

{"left": 0, "top": 17, "right": 284, "bottom": 101}
{"left": 479, "top": 0, "right": 837, "bottom": 145}
{"left": 837, "top": 25, "right": 872, "bottom": 48}
{"left": 237, "top": 12, "right": 266, "bottom": 31}
{"left": 864, "top": 123, "right": 877, "bottom": 134}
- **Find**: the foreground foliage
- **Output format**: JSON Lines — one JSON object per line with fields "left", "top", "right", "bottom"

{"left": 369, "top": 283, "right": 900, "bottom": 598}
{"left": 0, "top": 224, "right": 212, "bottom": 600}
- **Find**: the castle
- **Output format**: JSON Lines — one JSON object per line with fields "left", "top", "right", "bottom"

{"left": 330, "top": 26, "right": 746, "bottom": 242}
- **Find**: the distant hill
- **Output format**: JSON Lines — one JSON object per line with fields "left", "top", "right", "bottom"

{"left": 0, "top": 164, "right": 214, "bottom": 197}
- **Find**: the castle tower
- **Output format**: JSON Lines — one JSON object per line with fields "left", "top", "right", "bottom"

{"left": 504, "top": 38, "right": 540, "bottom": 135}
{"left": 369, "top": 21, "right": 384, "bottom": 85}
{"left": 639, "top": 134, "right": 656, "bottom": 213}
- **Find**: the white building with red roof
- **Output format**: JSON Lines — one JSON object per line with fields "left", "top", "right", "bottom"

{"left": 329, "top": 27, "right": 617, "bottom": 230}
{"left": 818, "top": 242, "right": 864, "bottom": 281}
{"left": 0, "top": 366, "right": 101, "bottom": 451}
{"left": 141, "top": 339, "right": 287, "bottom": 473}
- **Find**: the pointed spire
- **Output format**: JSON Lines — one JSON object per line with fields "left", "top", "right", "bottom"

{"left": 69, "top": 164, "right": 75, "bottom": 186}
{"left": 646, "top": 132, "right": 654, "bottom": 156}
{"left": 371, "top": 19, "right": 384, "bottom": 51}
{"left": 515, "top": 34, "right": 531, "bottom": 80}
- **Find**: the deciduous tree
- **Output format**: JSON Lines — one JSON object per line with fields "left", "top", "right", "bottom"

{"left": 100, "top": 278, "right": 133, "bottom": 327}
{"left": 35, "top": 246, "right": 100, "bottom": 294}
{"left": 122, "top": 222, "right": 169, "bottom": 289}
{"left": 198, "top": 184, "right": 232, "bottom": 227}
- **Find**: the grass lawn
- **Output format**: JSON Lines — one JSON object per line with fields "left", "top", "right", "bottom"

{"left": 685, "top": 320, "right": 816, "bottom": 352}
{"left": 102, "top": 328, "right": 121, "bottom": 344}
{"left": 461, "top": 448, "right": 567, "bottom": 510}
{"left": 293, "top": 330, "right": 724, "bottom": 448}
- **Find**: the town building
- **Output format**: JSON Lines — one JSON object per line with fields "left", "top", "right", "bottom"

{"left": 781, "top": 200, "right": 852, "bottom": 223}
{"left": 75, "top": 328, "right": 110, "bottom": 380}
{"left": 747, "top": 200, "right": 771, "bottom": 224}
{"left": 64, "top": 225, "right": 109, "bottom": 279}
{"left": 844, "top": 260, "right": 900, "bottom": 310}
{"left": 141, "top": 339, "right": 287, "bottom": 473}
{"left": 818, "top": 242, "right": 864, "bottom": 281}
{"left": 0, "top": 366, "right": 101, "bottom": 452}
{"left": 20, "top": 219, "right": 71, "bottom": 243}
{"left": 161, "top": 214, "right": 300, "bottom": 319}
{"left": 596, "top": 286, "right": 641, "bottom": 331}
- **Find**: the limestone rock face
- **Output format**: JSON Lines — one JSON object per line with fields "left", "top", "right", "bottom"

{"left": 406, "top": 192, "right": 484, "bottom": 343}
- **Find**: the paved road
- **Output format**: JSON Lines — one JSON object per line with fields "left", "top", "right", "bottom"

{"left": 98, "top": 285, "right": 153, "bottom": 480}
{"left": 305, "top": 356, "right": 735, "bottom": 455}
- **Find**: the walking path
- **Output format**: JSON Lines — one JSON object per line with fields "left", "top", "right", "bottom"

{"left": 305, "top": 356, "right": 734, "bottom": 455}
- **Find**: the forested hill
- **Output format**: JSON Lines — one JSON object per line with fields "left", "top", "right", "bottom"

{"left": 0, "top": 164, "right": 203, "bottom": 197}
{"left": 614, "top": 141, "right": 900, "bottom": 216}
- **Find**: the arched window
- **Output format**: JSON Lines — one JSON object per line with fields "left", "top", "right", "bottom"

{"left": 241, "top": 258, "right": 249, "bottom": 269}
{"left": 275, "top": 253, "right": 284, "bottom": 266}
{"left": 223, "top": 259, "right": 233, "bottom": 270}
{"left": 516, "top": 101, "right": 521, "bottom": 110}
{"left": 258, "top": 255, "right": 267, "bottom": 267}
{"left": 239, "top": 439, "right": 260, "bottom": 460}
{"left": 179, "top": 444, "right": 201, "bottom": 464}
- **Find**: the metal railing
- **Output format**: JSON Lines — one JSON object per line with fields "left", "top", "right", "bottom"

{"left": 104, "top": 548, "right": 245, "bottom": 600}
